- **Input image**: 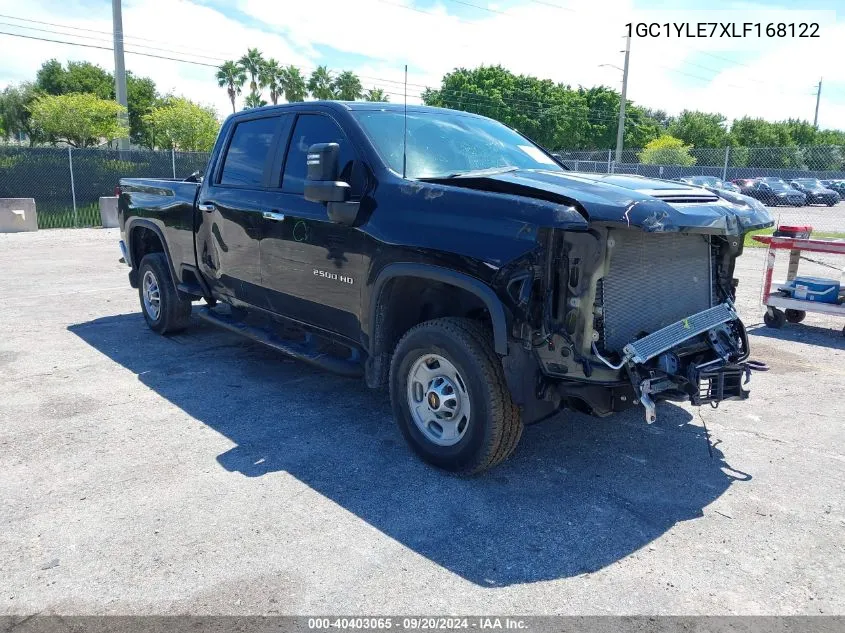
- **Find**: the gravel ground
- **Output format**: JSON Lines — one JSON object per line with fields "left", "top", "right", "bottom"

{"left": 0, "top": 228, "right": 843, "bottom": 616}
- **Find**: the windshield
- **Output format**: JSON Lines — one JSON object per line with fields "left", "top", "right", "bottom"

{"left": 795, "top": 179, "right": 823, "bottom": 187}
{"left": 352, "top": 109, "right": 563, "bottom": 179}
{"left": 691, "top": 176, "right": 719, "bottom": 186}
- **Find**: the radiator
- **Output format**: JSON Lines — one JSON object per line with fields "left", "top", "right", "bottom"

{"left": 601, "top": 230, "right": 713, "bottom": 352}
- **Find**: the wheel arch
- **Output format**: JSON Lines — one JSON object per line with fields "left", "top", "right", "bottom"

{"left": 126, "top": 218, "right": 178, "bottom": 286}
{"left": 369, "top": 263, "right": 509, "bottom": 357}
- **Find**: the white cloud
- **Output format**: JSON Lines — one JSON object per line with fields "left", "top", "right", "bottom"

{"left": 0, "top": 0, "right": 842, "bottom": 134}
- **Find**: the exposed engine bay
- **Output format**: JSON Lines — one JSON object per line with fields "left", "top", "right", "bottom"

{"left": 516, "top": 224, "right": 752, "bottom": 423}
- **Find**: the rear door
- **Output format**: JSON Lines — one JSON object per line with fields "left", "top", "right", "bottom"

{"left": 196, "top": 113, "right": 285, "bottom": 305}
{"left": 259, "top": 111, "right": 368, "bottom": 340}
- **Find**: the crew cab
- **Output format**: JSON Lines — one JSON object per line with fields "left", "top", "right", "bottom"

{"left": 118, "top": 102, "right": 772, "bottom": 474}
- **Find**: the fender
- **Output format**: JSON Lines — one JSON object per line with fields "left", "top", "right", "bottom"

{"left": 125, "top": 218, "right": 179, "bottom": 287}
{"left": 370, "top": 263, "right": 510, "bottom": 356}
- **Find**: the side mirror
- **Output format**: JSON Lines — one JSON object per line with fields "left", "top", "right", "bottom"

{"left": 303, "top": 142, "right": 360, "bottom": 226}
{"left": 304, "top": 143, "right": 350, "bottom": 203}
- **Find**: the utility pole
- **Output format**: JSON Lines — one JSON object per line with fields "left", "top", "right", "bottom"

{"left": 615, "top": 35, "right": 631, "bottom": 165}
{"left": 813, "top": 77, "right": 822, "bottom": 128}
{"left": 112, "top": 0, "right": 129, "bottom": 151}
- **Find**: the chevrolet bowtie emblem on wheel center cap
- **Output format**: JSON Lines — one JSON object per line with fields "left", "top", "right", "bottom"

{"left": 428, "top": 392, "right": 440, "bottom": 409}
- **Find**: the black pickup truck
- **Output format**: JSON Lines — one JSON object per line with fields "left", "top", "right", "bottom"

{"left": 118, "top": 101, "right": 772, "bottom": 473}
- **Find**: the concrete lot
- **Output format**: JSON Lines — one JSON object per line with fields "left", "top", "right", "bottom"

{"left": 1, "top": 228, "right": 843, "bottom": 615}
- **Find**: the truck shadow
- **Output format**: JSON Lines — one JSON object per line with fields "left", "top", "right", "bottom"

{"left": 69, "top": 313, "right": 747, "bottom": 587}
{"left": 747, "top": 323, "right": 845, "bottom": 351}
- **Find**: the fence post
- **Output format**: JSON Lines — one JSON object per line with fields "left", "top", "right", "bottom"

{"left": 607, "top": 149, "right": 612, "bottom": 174}
{"left": 722, "top": 146, "right": 730, "bottom": 182}
{"left": 171, "top": 146, "right": 176, "bottom": 179}
{"left": 68, "top": 146, "right": 78, "bottom": 228}
{"left": 574, "top": 160, "right": 579, "bottom": 171}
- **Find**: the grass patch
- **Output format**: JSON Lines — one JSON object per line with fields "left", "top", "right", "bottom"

{"left": 744, "top": 228, "right": 845, "bottom": 248}
{"left": 37, "top": 203, "right": 101, "bottom": 229}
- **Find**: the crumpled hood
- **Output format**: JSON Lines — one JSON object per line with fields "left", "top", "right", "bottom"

{"left": 455, "top": 169, "right": 774, "bottom": 235}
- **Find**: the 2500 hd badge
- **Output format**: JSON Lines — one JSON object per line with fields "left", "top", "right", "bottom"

{"left": 314, "top": 269, "right": 354, "bottom": 285}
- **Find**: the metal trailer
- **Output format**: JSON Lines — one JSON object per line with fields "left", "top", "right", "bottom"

{"left": 753, "top": 233, "right": 845, "bottom": 336}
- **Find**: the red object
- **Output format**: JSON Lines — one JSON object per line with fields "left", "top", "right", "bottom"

{"left": 774, "top": 225, "right": 812, "bottom": 238}
{"left": 753, "top": 234, "right": 845, "bottom": 304}
{"left": 114, "top": 185, "right": 121, "bottom": 197}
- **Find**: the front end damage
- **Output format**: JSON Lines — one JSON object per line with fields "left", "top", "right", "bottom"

{"left": 498, "top": 192, "right": 771, "bottom": 424}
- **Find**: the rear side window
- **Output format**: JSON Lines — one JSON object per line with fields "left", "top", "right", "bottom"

{"left": 283, "top": 114, "right": 355, "bottom": 194}
{"left": 219, "top": 117, "right": 279, "bottom": 187}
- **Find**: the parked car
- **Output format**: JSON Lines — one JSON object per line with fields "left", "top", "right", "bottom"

{"left": 821, "top": 179, "right": 845, "bottom": 197}
{"left": 117, "top": 102, "right": 772, "bottom": 473}
{"left": 680, "top": 176, "right": 741, "bottom": 193}
{"left": 732, "top": 178, "right": 757, "bottom": 192}
{"left": 790, "top": 178, "right": 840, "bottom": 206}
{"left": 743, "top": 178, "right": 807, "bottom": 206}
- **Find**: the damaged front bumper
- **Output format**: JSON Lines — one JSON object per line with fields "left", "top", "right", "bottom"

{"left": 594, "top": 302, "right": 751, "bottom": 423}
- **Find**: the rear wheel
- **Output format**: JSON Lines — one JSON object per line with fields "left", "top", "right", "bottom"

{"left": 785, "top": 309, "right": 806, "bottom": 324}
{"left": 389, "top": 317, "right": 523, "bottom": 474}
{"left": 138, "top": 253, "right": 192, "bottom": 334}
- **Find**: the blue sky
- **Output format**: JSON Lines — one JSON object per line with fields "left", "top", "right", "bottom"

{"left": 0, "top": 0, "right": 842, "bottom": 131}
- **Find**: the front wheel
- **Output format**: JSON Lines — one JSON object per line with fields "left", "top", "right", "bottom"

{"left": 763, "top": 308, "right": 786, "bottom": 329}
{"left": 138, "top": 253, "right": 192, "bottom": 334}
{"left": 389, "top": 317, "right": 523, "bottom": 474}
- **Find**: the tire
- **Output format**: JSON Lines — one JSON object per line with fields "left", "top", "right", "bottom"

{"left": 138, "top": 253, "right": 192, "bottom": 334}
{"left": 785, "top": 309, "right": 806, "bottom": 324}
{"left": 389, "top": 317, "right": 523, "bottom": 474}
{"left": 827, "top": 201, "right": 836, "bottom": 207}
{"left": 763, "top": 308, "right": 786, "bottom": 329}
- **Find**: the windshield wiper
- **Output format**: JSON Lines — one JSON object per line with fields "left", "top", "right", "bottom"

{"left": 423, "top": 166, "right": 522, "bottom": 180}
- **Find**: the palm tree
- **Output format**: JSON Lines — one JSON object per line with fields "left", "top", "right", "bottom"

{"left": 216, "top": 60, "right": 246, "bottom": 113}
{"left": 363, "top": 87, "right": 389, "bottom": 102}
{"left": 260, "top": 58, "right": 283, "bottom": 105}
{"left": 279, "top": 65, "right": 307, "bottom": 102}
{"left": 308, "top": 65, "right": 336, "bottom": 100}
{"left": 334, "top": 70, "right": 363, "bottom": 101}
{"left": 243, "top": 93, "right": 267, "bottom": 109}
{"left": 238, "top": 48, "right": 265, "bottom": 96}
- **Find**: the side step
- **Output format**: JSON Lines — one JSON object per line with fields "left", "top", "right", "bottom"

{"left": 196, "top": 307, "right": 364, "bottom": 378}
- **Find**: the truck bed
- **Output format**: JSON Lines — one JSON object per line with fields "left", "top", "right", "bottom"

{"left": 119, "top": 178, "right": 200, "bottom": 282}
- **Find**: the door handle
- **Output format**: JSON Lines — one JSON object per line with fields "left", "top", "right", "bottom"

{"left": 198, "top": 203, "right": 216, "bottom": 213}
{"left": 262, "top": 211, "right": 286, "bottom": 222}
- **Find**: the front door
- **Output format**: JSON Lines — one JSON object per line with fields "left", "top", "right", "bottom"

{"left": 196, "top": 113, "right": 283, "bottom": 305}
{"left": 259, "top": 112, "right": 367, "bottom": 341}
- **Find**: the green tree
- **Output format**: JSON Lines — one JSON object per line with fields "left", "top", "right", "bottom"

{"left": 29, "top": 92, "right": 128, "bottom": 147}
{"left": 668, "top": 110, "right": 729, "bottom": 148}
{"left": 729, "top": 117, "right": 801, "bottom": 167}
{"left": 638, "top": 135, "right": 697, "bottom": 166}
{"left": 126, "top": 72, "right": 157, "bottom": 147}
{"left": 143, "top": 97, "right": 219, "bottom": 151}
{"left": 36, "top": 59, "right": 113, "bottom": 99}
{"left": 0, "top": 83, "right": 42, "bottom": 144}
{"left": 238, "top": 48, "right": 265, "bottom": 96}
{"left": 216, "top": 60, "right": 246, "bottom": 113}
{"left": 243, "top": 93, "right": 267, "bottom": 109}
{"left": 334, "top": 70, "right": 363, "bottom": 100}
{"left": 363, "top": 87, "right": 388, "bottom": 102}
{"left": 260, "top": 59, "right": 284, "bottom": 105}
{"left": 280, "top": 65, "right": 307, "bottom": 102}
{"left": 308, "top": 66, "right": 336, "bottom": 100}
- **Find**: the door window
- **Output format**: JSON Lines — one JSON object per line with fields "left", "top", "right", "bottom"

{"left": 219, "top": 116, "right": 279, "bottom": 187}
{"left": 282, "top": 114, "right": 356, "bottom": 194}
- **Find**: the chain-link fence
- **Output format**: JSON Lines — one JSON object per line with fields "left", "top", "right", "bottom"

{"left": 554, "top": 145, "right": 845, "bottom": 237}
{"left": 0, "top": 146, "right": 210, "bottom": 228}
{"left": 1, "top": 144, "right": 844, "bottom": 237}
